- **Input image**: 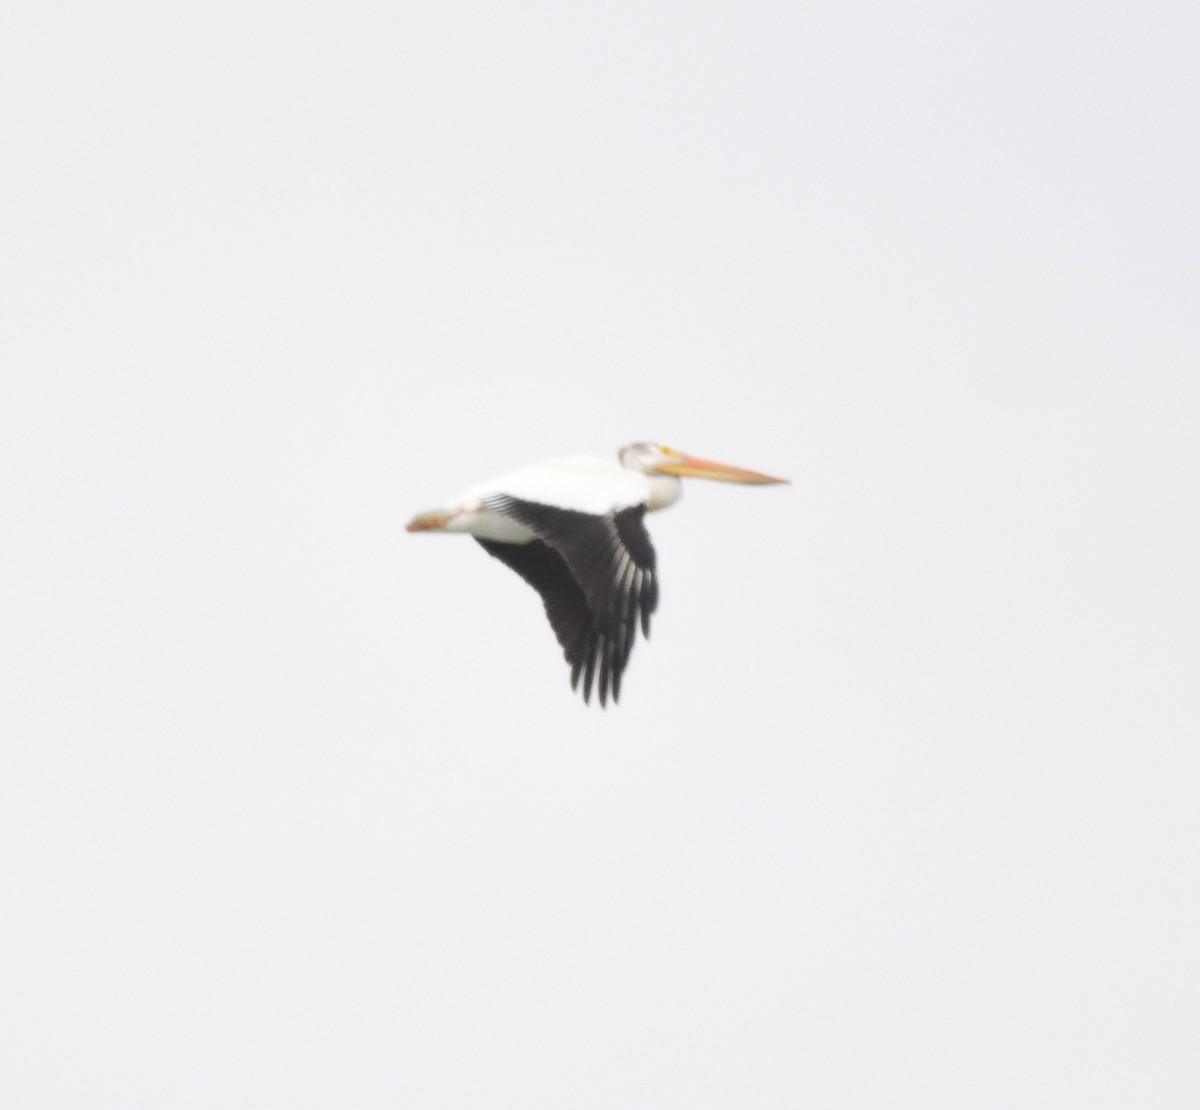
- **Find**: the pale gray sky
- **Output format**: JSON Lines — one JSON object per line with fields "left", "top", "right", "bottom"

{"left": 2, "top": 1, "right": 1198, "bottom": 1106}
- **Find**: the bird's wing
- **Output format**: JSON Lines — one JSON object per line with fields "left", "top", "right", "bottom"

{"left": 475, "top": 495, "right": 659, "bottom": 706}
{"left": 475, "top": 538, "right": 599, "bottom": 694}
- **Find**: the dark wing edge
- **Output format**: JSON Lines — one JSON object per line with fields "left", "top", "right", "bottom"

{"left": 474, "top": 537, "right": 597, "bottom": 695}
{"left": 478, "top": 497, "right": 659, "bottom": 706}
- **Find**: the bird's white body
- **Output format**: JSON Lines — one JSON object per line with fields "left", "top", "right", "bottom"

{"left": 423, "top": 456, "right": 684, "bottom": 542}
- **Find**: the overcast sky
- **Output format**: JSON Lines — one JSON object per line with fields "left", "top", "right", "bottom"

{"left": 2, "top": 1, "right": 1198, "bottom": 1106}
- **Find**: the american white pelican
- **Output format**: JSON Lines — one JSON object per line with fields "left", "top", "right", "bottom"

{"left": 406, "top": 443, "right": 788, "bottom": 706}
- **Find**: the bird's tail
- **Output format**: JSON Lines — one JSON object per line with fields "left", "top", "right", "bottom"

{"left": 406, "top": 509, "right": 455, "bottom": 533}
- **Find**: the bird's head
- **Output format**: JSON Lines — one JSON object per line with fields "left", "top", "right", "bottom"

{"left": 619, "top": 442, "right": 788, "bottom": 485}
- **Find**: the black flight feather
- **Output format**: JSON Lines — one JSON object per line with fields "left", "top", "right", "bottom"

{"left": 475, "top": 496, "right": 658, "bottom": 706}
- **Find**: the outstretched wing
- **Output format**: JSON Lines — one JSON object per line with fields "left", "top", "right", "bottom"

{"left": 475, "top": 495, "right": 658, "bottom": 706}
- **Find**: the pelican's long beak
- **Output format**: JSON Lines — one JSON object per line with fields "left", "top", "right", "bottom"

{"left": 657, "top": 452, "right": 788, "bottom": 485}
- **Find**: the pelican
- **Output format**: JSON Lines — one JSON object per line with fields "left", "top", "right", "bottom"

{"left": 406, "top": 443, "right": 788, "bottom": 706}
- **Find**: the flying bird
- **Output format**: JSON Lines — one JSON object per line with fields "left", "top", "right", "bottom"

{"left": 406, "top": 443, "right": 788, "bottom": 706}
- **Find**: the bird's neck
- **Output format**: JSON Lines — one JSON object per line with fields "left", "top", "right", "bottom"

{"left": 646, "top": 474, "right": 683, "bottom": 512}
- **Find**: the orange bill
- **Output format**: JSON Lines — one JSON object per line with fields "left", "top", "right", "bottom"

{"left": 657, "top": 452, "right": 789, "bottom": 485}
